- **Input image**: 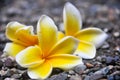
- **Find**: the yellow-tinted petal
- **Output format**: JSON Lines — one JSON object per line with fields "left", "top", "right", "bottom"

{"left": 15, "top": 26, "right": 38, "bottom": 46}
{"left": 64, "top": 2, "right": 82, "bottom": 36}
{"left": 3, "top": 43, "right": 25, "bottom": 57}
{"left": 37, "top": 15, "right": 58, "bottom": 54}
{"left": 16, "top": 46, "right": 44, "bottom": 68}
{"left": 6, "top": 22, "right": 25, "bottom": 41}
{"left": 28, "top": 61, "right": 52, "bottom": 79}
{"left": 58, "top": 31, "right": 65, "bottom": 41}
{"left": 74, "top": 41, "right": 96, "bottom": 59}
{"left": 49, "top": 36, "right": 79, "bottom": 55}
{"left": 75, "top": 28, "right": 108, "bottom": 48}
{"left": 48, "top": 54, "right": 83, "bottom": 70}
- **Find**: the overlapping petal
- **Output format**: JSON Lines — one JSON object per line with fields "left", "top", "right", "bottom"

{"left": 6, "top": 22, "right": 24, "bottom": 41}
{"left": 28, "top": 61, "right": 52, "bottom": 79}
{"left": 48, "top": 54, "right": 83, "bottom": 70}
{"left": 6, "top": 22, "right": 38, "bottom": 46}
{"left": 49, "top": 36, "right": 79, "bottom": 55}
{"left": 16, "top": 46, "right": 44, "bottom": 68}
{"left": 3, "top": 43, "right": 25, "bottom": 57}
{"left": 37, "top": 15, "right": 58, "bottom": 54}
{"left": 75, "top": 28, "right": 108, "bottom": 48}
{"left": 15, "top": 26, "right": 38, "bottom": 46}
{"left": 74, "top": 41, "right": 96, "bottom": 59}
{"left": 64, "top": 2, "right": 82, "bottom": 36}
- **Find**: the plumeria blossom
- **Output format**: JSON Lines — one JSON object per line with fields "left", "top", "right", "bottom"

{"left": 3, "top": 22, "right": 38, "bottom": 57}
{"left": 58, "top": 2, "right": 108, "bottom": 59}
{"left": 16, "top": 15, "right": 83, "bottom": 79}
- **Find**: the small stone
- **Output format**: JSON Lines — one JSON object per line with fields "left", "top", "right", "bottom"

{"left": 96, "top": 56, "right": 102, "bottom": 62}
{"left": 84, "top": 66, "right": 114, "bottom": 80}
{"left": 69, "top": 74, "right": 82, "bottom": 80}
{"left": 114, "top": 56, "right": 119, "bottom": 61}
{"left": 107, "top": 75, "right": 114, "bottom": 80}
{"left": 95, "top": 65, "right": 113, "bottom": 75}
{"left": 5, "top": 69, "right": 15, "bottom": 77}
{"left": 113, "top": 32, "right": 120, "bottom": 37}
{"left": 68, "top": 70, "right": 75, "bottom": 75}
{"left": 4, "top": 58, "right": 14, "bottom": 68}
{"left": 74, "top": 64, "right": 86, "bottom": 74}
{"left": 102, "top": 42, "right": 109, "bottom": 49}
{"left": 0, "top": 70, "right": 7, "bottom": 76}
{"left": 115, "top": 46, "right": 120, "bottom": 52}
{"left": 106, "top": 56, "right": 115, "bottom": 65}
{"left": 4, "top": 78, "right": 16, "bottom": 80}
{"left": 11, "top": 74, "right": 21, "bottom": 79}
{"left": 47, "top": 72, "right": 68, "bottom": 80}
{"left": 85, "top": 63, "right": 94, "bottom": 68}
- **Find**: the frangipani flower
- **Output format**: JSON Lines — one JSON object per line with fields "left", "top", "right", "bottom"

{"left": 58, "top": 2, "right": 108, "bottom": 59}
{"left": 3, "top": 22, "right": 38, "bottom": 57}
{"left": 16, "top": 15, "right": 83, "bottom": 79}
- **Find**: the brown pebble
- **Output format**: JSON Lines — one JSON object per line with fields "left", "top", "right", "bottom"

{"left": 85, "top": 63, "right": 94, "bottom": 68}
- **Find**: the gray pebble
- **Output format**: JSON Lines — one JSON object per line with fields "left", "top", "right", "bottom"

{"left": 69, "top": 74, "right": 82, "bottom": 80}
{"left": 74, "top": 64, "right": 87, "bottom": 74}
{"left": 46, "top": 72, "right": 68, "bottom": 80}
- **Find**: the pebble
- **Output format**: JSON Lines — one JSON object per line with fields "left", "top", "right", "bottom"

{"left": 96, "top": 56, "right": 102, "bottom": 62}
{"left": 4, "top": 58, "right": 14, "bottom": 68}
{"left": 5, "top": 69, "right": 15, "bottom": 77}
{"left": 4, "top": 78, "right": 17, "bottom": 80}
{"left": 85, "top": 63, "right": 94, "bottom": 68}
{"left": 74, "top": 64, "right": 87, "bottom": 74}
{"left": 47, "top": 72, "right": 68, "bottom": 80}
{"left": 84, "top": 66, "right": 113, "bottom": 80}
{"left": 113, "top": 32, "right": 120, "bottom": 37}
{"left": 11, "top": 74, "right": 21, "bottom": 79}
{"left": 68, "top": 70, "right": 75, "bottom": 75}
{"left": 106, "top": 56, "right": 114, "bottom": 65}
{"left": 69, "top": 74, "right": 82, "bottom": 80}
{"left": 101, "top": 42, "right": 109, "bottom": 49}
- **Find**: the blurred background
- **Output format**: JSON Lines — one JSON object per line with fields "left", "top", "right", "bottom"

{"left": 0, "top": 0, "right": 120, "bottom": 79}
{"left": 1, "top": 0, "right": 120, "bottom": 55}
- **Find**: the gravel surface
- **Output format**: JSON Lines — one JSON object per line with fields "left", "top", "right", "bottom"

{"left": 0, "top": 0, "right": 120, "bottom": 80}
